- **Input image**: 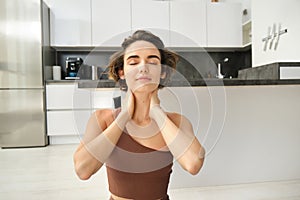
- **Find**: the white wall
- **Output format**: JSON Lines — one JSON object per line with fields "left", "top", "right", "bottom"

{"left": 252, "top": 0, "right": 300, "bottom": 67}
{"left": 158, "top": 85, "right": 300, "bottom": 188}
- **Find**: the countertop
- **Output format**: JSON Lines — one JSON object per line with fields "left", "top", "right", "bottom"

{"left": 46, "top": 79, "right": 300, "bottom": 88}
{"left": 46, "top": 62, "right": 300, "bottom": 88}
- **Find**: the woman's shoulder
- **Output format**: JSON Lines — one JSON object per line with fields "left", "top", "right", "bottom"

{"left": 166, "top": 112, "right": 192, "bottom": 128}
{"left": 94, "top": 108, "right": 120, "bottom": 128}
{"left": 166, "top": 112, "right": 180, "bottom": 120}
{"left": 94, "top": 108, "right": 114, "bottom": 117}
{"left": 166, "top": 111, "right": 188, "bottom": 120}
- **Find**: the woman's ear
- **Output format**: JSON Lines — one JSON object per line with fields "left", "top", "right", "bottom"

{"left": 118, "top": 69, "right": 125, "bottom": 79}
{"left": 160, "top": 71, "right": 166, "bottom": 79}
{"left": 160, "top": 65, "right": 166, "bottom": 79}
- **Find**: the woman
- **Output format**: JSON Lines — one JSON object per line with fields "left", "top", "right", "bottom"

{"left": 73, "top": 30, "right": 205, "bottom": 200}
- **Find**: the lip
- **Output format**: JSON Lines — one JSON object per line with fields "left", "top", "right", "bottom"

{"left": 136, "top": 76, "right": 152, "bottom": 81}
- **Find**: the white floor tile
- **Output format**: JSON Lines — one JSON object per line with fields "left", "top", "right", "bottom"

{"left": 1, "top": 144, "right": 299, "bottom": 200}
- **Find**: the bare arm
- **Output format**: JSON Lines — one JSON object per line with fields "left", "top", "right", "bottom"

{"left": 73, "top": 92, "right": 134, "bottom": 180}
{"left": 150, "top": 91, "right": 205, "bottom": 175}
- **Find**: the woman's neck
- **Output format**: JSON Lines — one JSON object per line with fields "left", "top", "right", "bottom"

{"left": 132, "top": 92, "right": 151, "bottom": 125}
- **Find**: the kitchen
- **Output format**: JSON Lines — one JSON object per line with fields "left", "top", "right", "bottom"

{"left": 1, "top": 0, "right": 300, "bottom": 199}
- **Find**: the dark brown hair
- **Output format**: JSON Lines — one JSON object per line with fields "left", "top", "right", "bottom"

{"left": 108, "top": 30, "right": 178, "bottom": 90}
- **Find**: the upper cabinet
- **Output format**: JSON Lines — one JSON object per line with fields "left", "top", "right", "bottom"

{"left": 48, "top": 0, "right": 243, "bottom": 48}
{"left": 206, "top": 3, "right": 242, "bottom": 47}
{"left": 92, "top": 0, "right": 131, "bottom": 46}
{"left": 48, "top": 0, "right": 91, "bottom": 46}
{"left": 131, "top": 0, "right": 170, "bottom": 47}
{"left": 170, "top": 0, "right": 207, "bottom": 47}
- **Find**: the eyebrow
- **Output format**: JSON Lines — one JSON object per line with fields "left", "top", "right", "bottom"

{"left": 126, "top": 54, "right": 161, "bottom": 61}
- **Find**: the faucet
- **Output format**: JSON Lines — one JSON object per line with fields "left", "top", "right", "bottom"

{"left": 216, "top": 57, "right": 229, "bottom": 79}
{"left": 217, "top": 63, "right": 224, "bottom": 79}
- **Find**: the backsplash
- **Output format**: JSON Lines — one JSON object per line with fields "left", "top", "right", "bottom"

{"left": 174, "top": 49, "right": 251, "bottom": 80}
{"left": 54, "top": 48, "right": 251, "bottom": 80}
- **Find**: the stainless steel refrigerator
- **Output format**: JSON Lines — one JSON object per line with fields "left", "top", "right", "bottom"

{"left": 0, "top": 0, "right": 53, "bottom": 148}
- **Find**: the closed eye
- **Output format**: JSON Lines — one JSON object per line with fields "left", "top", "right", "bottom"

{"left": 126, "top": 55, "right": 140, "bottom": 66}
{"left": 148, "top": 57, "right": 160, "bottom": 65}
{"left": 129, "top": 62, "right": 138, "bottom": 65}
{"left": 148, "top": 62, "right": 159, "bottom": 65}
{"left": 127, "top": 59, "right": 139, "bottom": 66}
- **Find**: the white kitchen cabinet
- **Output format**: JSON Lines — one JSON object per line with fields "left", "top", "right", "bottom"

{"left": 47, "top": 110, "right": 91, "bottom": 136}
{"left": 170, "top": 0, "right": 207, "bottom": 47}
{"left": 92, "top": 88, "right": 121, "bottom": 109}
{"left": 46, "top": 83, "right": 91, "bottom": 110}
{"left": 48, "top": 0, "right": 91, "bottom": 46}
{"left": 46, "top": 83, "right": 121, "bottom": 144}
{"left": 206, "top": 2, "right": 242, "bottom": 47}
{"left": 91, "top": 0, "right": 131, "bottom": 46}
{"left": 131, "top": 0, "right": 170, "bottom": 46}
{"left": 47, "top": 0, "right": 244, "bottom": 48}
{"left": 168, "top": 85, "right": 300, "bottom": 188}
{"left": 46, "top": 82, "right": 92, "bottom": 144}
{"left": 252, "top": 0, "right": 300, "bottom": 67}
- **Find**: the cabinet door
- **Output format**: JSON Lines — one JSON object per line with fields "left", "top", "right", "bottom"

{"left": 49, "top": 0, "right": 91, "bottom": 46}
{"left": 92, "top": 89, "right": 121, "bottom": 109}
{"left": 131, "top": 0, "right": 170, "bottom": 46}
{"left": 91, "top": 0, "right": 131, "bottom": 46}
{"left": 170, "top": 0, "right": 207, "bottom": 47}
{"left": 46, "top": 83, "right": 91, "bottom": 110}
{"left": 207, "top": 3, "right": 242, "bottom": 47}
{"left": 47, "top": 110, "right": 91, "bottom": 136}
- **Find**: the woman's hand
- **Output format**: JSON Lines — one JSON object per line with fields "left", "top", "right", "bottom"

{"left": 150, "top": 89, "right": 160, "bottom": 108}
{"left": 116, "top": 90, "right": 135, "bottom": 129}
{"left": 124, "top": 90, "right": 135, "bottom": 119}
{"left": 150, "top": 90, "right": 167, "bottom": 130}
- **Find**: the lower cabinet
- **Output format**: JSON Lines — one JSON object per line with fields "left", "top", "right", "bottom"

{"left": 47, "top": 110, "right": 92, "bottom": 144}
{"left": 46, "top": 82, "right": 119, "bottom": 144}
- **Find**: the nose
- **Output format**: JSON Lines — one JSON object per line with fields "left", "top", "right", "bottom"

{"left": 138, "top": 62, "right": 149, "bottom": 74}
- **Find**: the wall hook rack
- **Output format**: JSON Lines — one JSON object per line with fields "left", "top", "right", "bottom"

{"left": 262, "top": 23, "right": 288, "bottom": 51}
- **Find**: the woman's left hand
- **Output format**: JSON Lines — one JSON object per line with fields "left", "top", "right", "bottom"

{"left": 149, "top": 90, "right": 167, "bottom": 129}
{"left": 150, "top": 89, "right": 160, "bottom": 108}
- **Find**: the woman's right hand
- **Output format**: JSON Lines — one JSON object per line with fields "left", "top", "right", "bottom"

{"left": 115, "top": 90, "right": 135, "bottom": 130}
{"left": 123, "top": 90, "right": 135, "bottom": 119}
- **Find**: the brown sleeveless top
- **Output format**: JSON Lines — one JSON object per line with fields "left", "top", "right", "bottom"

{"left": 106, "top": 130, "right": 173, "bottom": 200}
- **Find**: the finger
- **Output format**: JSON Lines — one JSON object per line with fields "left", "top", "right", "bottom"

{"left": 127, "top": 90, "right": 135, "bottom": 117}
{"left": 151, "top": 90, "right": 160, "bottom": 106}
{"left": 123, "top": 90, "right": 133, "bottom": 104}
{"left": 152, "top": 89, "right": 158, "bottom": 97}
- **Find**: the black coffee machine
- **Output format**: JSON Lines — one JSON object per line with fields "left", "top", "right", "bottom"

{"left": 65, "top": 57, "right": 83, "bottom": 79}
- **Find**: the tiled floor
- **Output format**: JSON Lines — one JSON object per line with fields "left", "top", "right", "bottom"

{"left": 1, "top": 144, "right": 300, "bottom": 200}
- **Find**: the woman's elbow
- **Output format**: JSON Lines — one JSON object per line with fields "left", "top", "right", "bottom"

{"left": 74, "top": 164, "right": 89, "bottom": 180}
{"left": 74, "top": 164, "right": 92, "bottom": 180}
{"left": 76, "top": 171, "right": 92, "bottom": 181}
{"left": 186, "top": 159, "right": 205, "bottom": 175}
{"left": 73, "top": 156, "right": 92, "bottom": 180}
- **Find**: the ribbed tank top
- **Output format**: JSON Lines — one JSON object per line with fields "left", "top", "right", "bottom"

{"left": 106, "top": 130, "right": 173, "bottom": 200}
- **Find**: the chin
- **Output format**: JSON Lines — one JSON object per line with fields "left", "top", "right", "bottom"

{"left": 132, "top": 83, "right": 158, "bottom": 93}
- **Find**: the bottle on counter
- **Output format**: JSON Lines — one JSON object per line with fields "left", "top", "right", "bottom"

{"left": 52, "top": 66, "right": 61, "bottom": 80}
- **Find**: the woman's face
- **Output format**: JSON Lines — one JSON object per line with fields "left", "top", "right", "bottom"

{"left": 123, "top": 40, "right": 162, "bottom": 93}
